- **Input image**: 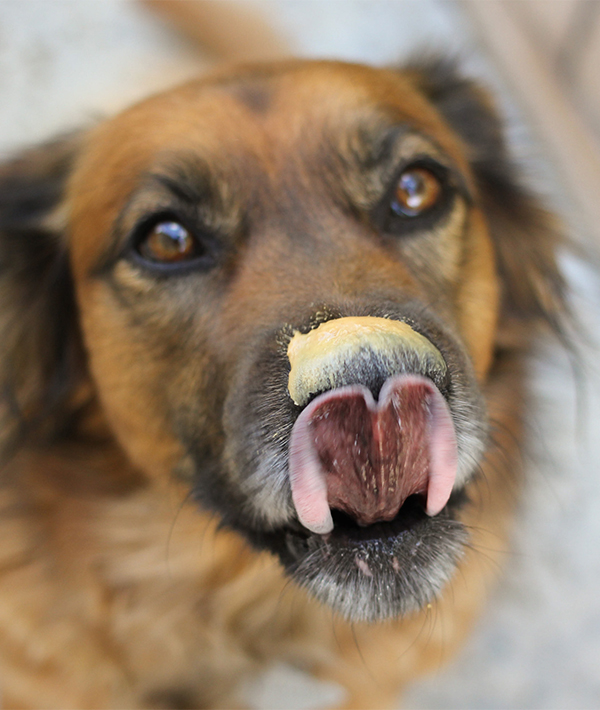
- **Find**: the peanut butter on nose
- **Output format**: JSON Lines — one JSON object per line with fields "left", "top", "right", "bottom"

{"left": 287, "top": 316, "right": 446, "bottom": 406}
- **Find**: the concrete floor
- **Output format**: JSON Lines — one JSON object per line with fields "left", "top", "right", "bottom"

{"left": 0, "top": 2, "right": 599, "bottom": 708}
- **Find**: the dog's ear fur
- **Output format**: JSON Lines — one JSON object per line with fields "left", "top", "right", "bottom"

{"left": 0, "top": 135, "right": 86, "bottom": 455}
{"left": 406, "top": 56, "right": 568, "bottom": 335}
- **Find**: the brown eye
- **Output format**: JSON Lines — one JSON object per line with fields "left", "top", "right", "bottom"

{"left": 139, "top": 221, "right": 199, "bottom": 263}
{"left": 392, "top": 166, "right": 442, "bottom": 217}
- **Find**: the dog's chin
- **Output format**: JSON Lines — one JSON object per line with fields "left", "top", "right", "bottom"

{"left": 245, "top": 492, "right": 468, "bottom": 623}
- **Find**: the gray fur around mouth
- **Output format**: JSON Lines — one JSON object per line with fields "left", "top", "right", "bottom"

{"left": 282, "top": 503, "right": 468, "bottom": 622}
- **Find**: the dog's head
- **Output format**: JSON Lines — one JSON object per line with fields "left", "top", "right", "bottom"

{"left": 0, "top": 59, "right": 565, "bottom": 621}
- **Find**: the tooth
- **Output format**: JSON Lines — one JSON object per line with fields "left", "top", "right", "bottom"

{"left": 287, "top": 317, "right": 446, "bottom": 407}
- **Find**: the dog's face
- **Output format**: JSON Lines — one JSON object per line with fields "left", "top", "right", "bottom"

{"left": 0, "top": 59, "right": 564, "bottom": 622}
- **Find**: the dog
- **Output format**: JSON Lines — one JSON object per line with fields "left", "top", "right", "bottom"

{"left": 0, "top": 55, "right": 566, "bottom": 708}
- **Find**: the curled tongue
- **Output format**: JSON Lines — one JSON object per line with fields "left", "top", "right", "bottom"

{"left": 288, "top": 375, "right": 457, "bottom": 534}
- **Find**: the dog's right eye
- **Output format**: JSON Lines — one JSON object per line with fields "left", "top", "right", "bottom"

{"left": 127, "top": 216, "right": 220, "bottom": 275}
{"left": 137, "top": 220, "right": 202, "bottom": 264}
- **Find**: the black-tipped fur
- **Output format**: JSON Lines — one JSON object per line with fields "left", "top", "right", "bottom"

{"left": 0, "top": 135, "right": 85, "bottom": 456}
{"left": 407, "top": 56, "right": 568, "bottom": 331}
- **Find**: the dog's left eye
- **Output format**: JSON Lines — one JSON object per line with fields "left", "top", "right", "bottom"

{"left": 391, "top": 166, "right": 442, "bottom": 218}
{"left": 137, "top": 220, "right": 201, "bottom": 264}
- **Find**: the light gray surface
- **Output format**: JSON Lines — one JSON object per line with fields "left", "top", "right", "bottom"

{"left": 0, "top": 2, "right": 599, "bottom": 708}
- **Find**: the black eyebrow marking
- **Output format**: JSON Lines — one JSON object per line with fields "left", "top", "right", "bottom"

{"left": 148, "top": 156, "right": 217, "bottom": 207}
{"left": 230, "top": 82, "right": 272, "bottom": 114}
{"left": 359, "top": 125, "right": 406, "bottom": 171}
{"left": 150, "top": 173, "right": 202, "bottom": 205}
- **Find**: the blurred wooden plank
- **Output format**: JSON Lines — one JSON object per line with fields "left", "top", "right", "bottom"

{"left": 573, "top": 8, "right": 600, "bottom": 136}
{"left": 464, "top": 0, "right": 600, "bottom": 243}
{"left": 142, "top": 0, "right": 290, "bottom": 62}
{"left": 506, "top": 0, "right": 581, "bottom": 54}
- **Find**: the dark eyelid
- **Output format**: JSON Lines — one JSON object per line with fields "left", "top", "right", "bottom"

{"left": 370, "top": 157, "right": 467, "bottom": 235}
{"left": 92, "top": 199, "right": 200, "bottom": 277}
{"left": 127, "top": 211, "right": 221, "bottom": 276}
{"left": 390, "top": 156, "right": 469, "bottom": 202}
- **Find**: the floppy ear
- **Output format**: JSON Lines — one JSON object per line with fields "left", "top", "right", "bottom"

{"left": 0, "top": 134, "right": 86, "bottom": 454}
{"left": 406, "top": 56, "right": 568, "bottom": 335}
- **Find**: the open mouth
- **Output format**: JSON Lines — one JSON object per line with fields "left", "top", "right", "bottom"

{"left": 220, "top": 312, "right": 487, "bottom": 621}
{"left": 265, "top": 487, "right": 468, "bottom": 622}
{"left": 282, "top": 489, "right": 465, "bottom": 558}
{"left": 288, "top": 374, "right": 458, "bottom": 535}
{"left": 257, "top": 371, "right": 469, "bottom": 622}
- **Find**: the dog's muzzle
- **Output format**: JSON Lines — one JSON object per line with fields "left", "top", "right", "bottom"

{"left": 286, "top": 317, "right": 458, "bottom": 534}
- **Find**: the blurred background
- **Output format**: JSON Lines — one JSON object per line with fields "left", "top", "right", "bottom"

{"left": 0, "top": 1, "right": 599, "bottom": 708}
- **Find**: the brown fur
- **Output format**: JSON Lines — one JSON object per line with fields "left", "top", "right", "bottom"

{"left": 0, "top": 58, "right": 565, "bottom": 708}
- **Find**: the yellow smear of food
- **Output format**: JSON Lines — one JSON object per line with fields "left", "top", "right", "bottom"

{"left": 287, "top": 316, "right": 445, "bottom": 406}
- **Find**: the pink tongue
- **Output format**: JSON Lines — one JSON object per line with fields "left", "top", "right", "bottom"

{"left": 288, "top": 375, "right": 457, "bottom": 534}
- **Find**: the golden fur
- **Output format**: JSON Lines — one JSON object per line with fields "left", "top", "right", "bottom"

{"left": 0, "top": 58, "right": 565, "bottom": 708}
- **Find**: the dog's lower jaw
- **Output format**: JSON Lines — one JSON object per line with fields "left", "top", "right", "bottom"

{"left": 244, "top": 492, "right": 468, "bottom": 623}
